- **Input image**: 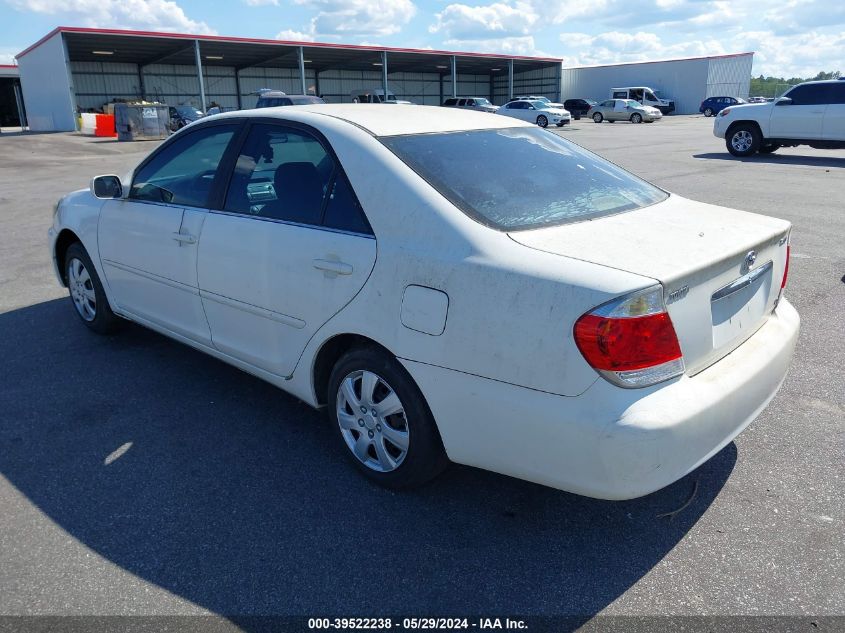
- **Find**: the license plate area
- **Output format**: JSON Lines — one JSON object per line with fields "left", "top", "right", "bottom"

{"left": 711, "top": 261, "right": 773, "bottom": 349}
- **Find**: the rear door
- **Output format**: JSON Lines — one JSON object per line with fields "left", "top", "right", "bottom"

{"left": 770, "top": 83, "right": 829, "bottom": 139}
{"left": 98, "top": 122, "right": 240, "bottom": 345}
{"left": 197, "top": 121, "right": 376, "bottom": 377}
{"left": 822, "top": 82, "right": 845, "bottom": 141}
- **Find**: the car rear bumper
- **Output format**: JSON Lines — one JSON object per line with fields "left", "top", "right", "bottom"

{"left": 402, "top": 299, "right": 799, "bottom": 500}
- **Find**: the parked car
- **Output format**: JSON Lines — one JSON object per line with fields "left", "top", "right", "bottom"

{"left": 442, "top": 97, "right": 498, "bottom": 113}
{"left": 611, "top": 87, "right": 675, "bottom": 114}
{"left": 748, "top": 96, "right": 770, "bottom": 104}
{"left": 564, "top": 98, "right": 597, "bottom": 120}
{"left": 700, "top": 96, "right": 746, "bottom": 117}
{"left": 590, "top": 99, "right": 662, "bottom": 123}
{"left": 50, "top": 104, "right": 798, "bottom": 500}
{"left": 256, "top": 91, "right": 325, "bottom": 108}
{"left": 714, "top": 79, "right": 845, "bottom": 156}
{"left": 351, "top": 89, "right": 413, "bottom": 104}
{"left": 509, "top": 95, "right": 565, "bottom": 109}
{"left": 497, "top": 99, "right": 571, "bottom": 127}
{"left": 168, "top": 105, "right": 203, "bottom": 130}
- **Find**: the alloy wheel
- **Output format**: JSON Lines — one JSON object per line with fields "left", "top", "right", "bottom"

{"left": 68, "top": 257, "right": 97, "bottom": 321}
{"left": 336, "top": 370, "right": 410, "bottom": 473}
{"left": 731, "top": 130, "right": 753, "bottom": 153}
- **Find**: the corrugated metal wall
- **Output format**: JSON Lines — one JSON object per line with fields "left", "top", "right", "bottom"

{"left": 69, "top": 62, "right": 558, "bottom": 110}
{"left": 561, "top": 57, "right": 717, "bottom": 114}
{"left": 705, "top": 54, "right": 753, "bottom": 100}
{"left": 17, "top": 32, "right": 76, "bottom": 131}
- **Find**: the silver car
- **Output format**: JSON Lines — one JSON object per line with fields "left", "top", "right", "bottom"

{"left": 590, "top": 99, "right": 662, "bottom": 123}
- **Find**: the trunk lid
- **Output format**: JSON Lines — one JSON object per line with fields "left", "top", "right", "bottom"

{"left": 509, "top": 195, "right": 791, "bottom": 375}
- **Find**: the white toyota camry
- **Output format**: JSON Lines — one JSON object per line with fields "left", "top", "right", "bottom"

{"left": 49, "top": 105, "right": 799, "bottom": 500}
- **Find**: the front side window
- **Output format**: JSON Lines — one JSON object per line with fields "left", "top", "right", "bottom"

{"left": 130, "top": 124, "right": 238, "bottom": 207}
{"left": 381, "top": 127, "right": 668, "bottom": 231}
{"left": 224, "top": 123, "right": 371, "bottom": 234}
{"left": 786, "top": 83, "right": 833, "bottom": 105}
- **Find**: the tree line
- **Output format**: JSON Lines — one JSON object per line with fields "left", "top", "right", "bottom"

{"left": 750, "top": 71, "right": 842, "bottom": 97}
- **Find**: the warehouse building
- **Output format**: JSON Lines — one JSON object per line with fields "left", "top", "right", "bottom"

{"left": 0, "top": 65, "right": 25, "bottom": 128}
{"left": 561, "top": 52, "right": 754, "bottom": 114}
{"left": 15, "top": 26, "right": 562, "bottom": 132}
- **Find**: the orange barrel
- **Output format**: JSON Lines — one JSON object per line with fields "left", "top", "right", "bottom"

{"left": 95, "top": 114, "right": 117, "bottom": 137}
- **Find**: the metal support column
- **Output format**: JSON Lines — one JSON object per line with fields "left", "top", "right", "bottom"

{"left": 381, "top": 51, "right": 388, "bottom": 101}
{"left": 137, "top": 63, "right": 146, "bottom": 100}
{"left": 194, "top": 40, "right": 207, "bottom": 110}
{"left": 314, "top": 71, "right": 321, "bottom": 98}
{"left": 508, "top": 59, "right": 514, "bottom": 100}
{"left": 298, "top": 46, "right": 307, "bottom": 95}
{"left": 234, "top": 69, "right": 243, "bottom": 109}
{"left": 556, "top": 64, "right": 562, "bottom": 103}
{"left": 13, "top": 81, "right": 27, "bottom": 128}
{"left": 439, "top": 73, "right": 444, "bottom": 104}
{"left": 450, "top": 55, "right": 457, "bottom": 98}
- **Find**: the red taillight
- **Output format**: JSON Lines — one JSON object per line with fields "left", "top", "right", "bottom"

{"left": 573, "top": 286, "right": 684, "bottom": 388}
{"left": 781, "top": 244, "right": 790, "bottom": 289}
{"left": 574, "top": 312, "right": 682, "bottom": 371}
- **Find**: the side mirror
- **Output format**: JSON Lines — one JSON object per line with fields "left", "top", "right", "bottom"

{"left": 528, "top": 106, "right": 535, "bottom": 110}
{"left": 775, "top": 97, "right": 792, "bottom": 106}
{"left": 91, "top": 175, "right": 123, "bottom": 199}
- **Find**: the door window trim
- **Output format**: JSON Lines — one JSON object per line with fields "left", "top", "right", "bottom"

{"left": 215, "top": 117, "right": 374, "bottom": 237}
{"left": 127, "top": 119, "right": 246, "bottom": 211}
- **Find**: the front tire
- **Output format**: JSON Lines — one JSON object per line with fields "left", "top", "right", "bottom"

{"left": 592, "top": 112, "right": 603, "bottom": 123}
{"left": 536, "top": 115, "right": 548, "bottom": 128}
{"left": 328, "top": 347, "right": 448, "bottom": 489}
{"left": 64, "top": 242, "right": 122, "bottom": 334}
{"left": 630, "top": 113, "right": 643, "bottom": 124}
{"left": 726, "top": 124, "right": 762, "bottom": 157}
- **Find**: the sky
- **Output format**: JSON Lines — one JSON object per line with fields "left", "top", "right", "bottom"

{"left": 1, "top": 0, "right": 843, "bottom": 77}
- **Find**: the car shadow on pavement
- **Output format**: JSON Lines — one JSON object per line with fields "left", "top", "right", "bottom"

{"left": 693, "top": 152, "right": 845, "bottom": 168}
{"left": 0, "top": 298, "right": 737, "bottom": 625}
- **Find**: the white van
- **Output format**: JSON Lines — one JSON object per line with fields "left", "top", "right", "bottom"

{"left": 351, "top": 89, "right": 413, "bottom": 104}
{"left": 610, "top": 87, "right": 675, "bottom": 114}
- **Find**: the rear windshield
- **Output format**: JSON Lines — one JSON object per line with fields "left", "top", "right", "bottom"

{"left": 380, "top": 127, "right": 667, "bottom": 231}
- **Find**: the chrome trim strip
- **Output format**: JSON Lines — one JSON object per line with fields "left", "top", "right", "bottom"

{"left": 711, "top": 261, "right": 773, "bottom": 302}
{"left": 209, "top": 209, "right": 375, "bottom": 239}
{"left": 200, "top": 289, "right": 306, "bottom": 329}
{"left": 102, "top": 259, "right": 199, "bottom": 295}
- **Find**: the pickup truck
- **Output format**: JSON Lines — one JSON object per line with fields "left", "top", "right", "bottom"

{"left": 714, "top": 79, "right": 845, "bottom": 157}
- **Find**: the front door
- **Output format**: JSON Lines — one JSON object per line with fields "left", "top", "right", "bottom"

{"left": 197, "top": 122, "right": 377, "bottom": 377}
{"left": 770, "top": 83, "right": 830, "bottom": 139}
{"left": 98, "top": 123, "right": 240, "bottom": 345}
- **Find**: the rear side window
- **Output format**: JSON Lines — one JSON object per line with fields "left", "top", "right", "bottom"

{"left": 443, "top": 99, "right": 458, "bottom": 106}
{"left": 381, "top": 127, "right": 668, "bottom": 231}
{"left": 828, "top": 82, "right": 845, "bottom": 104}
{"left": 224, "top": 123, "right": 371, "bottom": 234}
{"left": 130, "top": 124, "right": 238, "bottom": 207}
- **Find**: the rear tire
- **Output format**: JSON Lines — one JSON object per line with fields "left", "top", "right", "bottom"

{"left": 64, "top": 242, "right": 122, "bottom": 334}
{"left": 536, "top": 115, "right": 548, "bottom": 128}
{"left": 704, "top": 107, "right": 714, "bottom": 117}
{"left": 726, "top": 124, "right": 761, "bottom": 157}
{"left": 592, "top": 112, "right": 603, "bottom": 123}
{"left": 328, "top": 346, "right": 449, "bottom": 489}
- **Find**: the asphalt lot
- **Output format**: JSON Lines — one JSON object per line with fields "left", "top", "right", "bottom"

{"left": 0, "top": 116, "right": 843, "bottom": 625}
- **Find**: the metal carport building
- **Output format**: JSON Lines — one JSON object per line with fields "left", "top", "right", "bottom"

{"left": 15, "top": 26, "right": 562, "bottom": 132}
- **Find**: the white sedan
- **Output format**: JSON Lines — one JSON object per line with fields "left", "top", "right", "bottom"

{"left": 50, "top": 105, "right": 799, "bottom": 499}
{"left": 497, "top": 99, "right": 571, "bottom": 127}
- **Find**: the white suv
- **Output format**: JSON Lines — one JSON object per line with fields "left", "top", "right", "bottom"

{"left": 714, "top": 79, "right": 845, "bottom": 157}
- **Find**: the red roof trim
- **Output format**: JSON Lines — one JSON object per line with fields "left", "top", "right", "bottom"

{"left": 17, "top": 26, "right": 562, "bottom": 63}
{"left": 564, "top": 51, "right": 754, "bottom": 70}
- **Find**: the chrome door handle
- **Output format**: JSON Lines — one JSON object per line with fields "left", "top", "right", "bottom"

{"left": 172, "top": 232, "right": 197, "bottom": 245}
{"left": 313, "top": 259, "right": 353, "bottom": 275}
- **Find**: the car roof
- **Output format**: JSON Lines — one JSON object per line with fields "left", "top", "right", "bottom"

{"left": 210, "top": 104, "right": 530, "bottom": 137}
